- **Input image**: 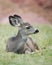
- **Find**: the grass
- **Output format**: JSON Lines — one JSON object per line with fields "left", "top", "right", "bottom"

{"left": 0, "top": 24, "right": 52, "bottom": 65}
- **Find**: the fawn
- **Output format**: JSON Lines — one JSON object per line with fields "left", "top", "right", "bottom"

{"left": 6, "top": 15, "right": 39, "bottom": 54}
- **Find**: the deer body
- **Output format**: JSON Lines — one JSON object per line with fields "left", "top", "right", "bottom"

{"left": 6, "top": 29, "right": 28, "bottom": 53}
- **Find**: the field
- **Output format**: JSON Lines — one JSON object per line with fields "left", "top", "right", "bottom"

{"left": 0, "top": 24, "right": 52, "bottom": 65}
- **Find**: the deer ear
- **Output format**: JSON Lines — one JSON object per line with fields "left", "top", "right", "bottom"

{"left": 9, "top": 16, "right": 19, "bottom": 26}
{"left": 14, "top": 14, "right": 21, "bottom": 19}
{"left": 14, "top": 14, "right": 23, "bottom": 24}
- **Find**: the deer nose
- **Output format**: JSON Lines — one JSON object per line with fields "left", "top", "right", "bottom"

{"left": 34, "top": 29, "right": 39, "bottom": 34}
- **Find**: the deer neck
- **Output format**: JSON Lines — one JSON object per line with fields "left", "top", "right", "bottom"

{"left": 16, "top": 31, "right": 27, "bottom": 41}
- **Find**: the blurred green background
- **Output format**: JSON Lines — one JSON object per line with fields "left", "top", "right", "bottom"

{"left": 0, "top": 24, "right": 52, "bottom": 65}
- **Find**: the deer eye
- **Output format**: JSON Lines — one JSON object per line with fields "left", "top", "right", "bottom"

{"left": 26, "top": 26, "right": 30, "bottom": 29}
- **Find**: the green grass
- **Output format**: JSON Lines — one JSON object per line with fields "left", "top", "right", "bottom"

{"left": 0, "top": 24, "right": 52, "bottom": 65}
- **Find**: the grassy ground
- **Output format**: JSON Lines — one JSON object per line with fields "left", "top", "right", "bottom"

{"left": 0, "top": 24, "right": 52, "bottom": 65}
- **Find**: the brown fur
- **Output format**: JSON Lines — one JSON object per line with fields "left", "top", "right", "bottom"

{"left": 23, "top": 37, "right": 39, "bottom": 54}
